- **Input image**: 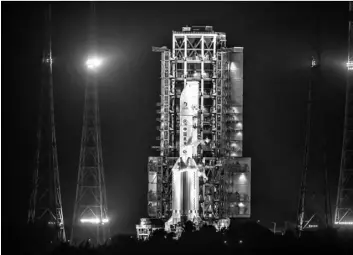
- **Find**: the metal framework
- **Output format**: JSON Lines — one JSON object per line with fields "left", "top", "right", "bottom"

{"left": 334, "top": 2, "right": 353, "bottom": 226}
{"left": 296, "top": 15, "right": 334, "bottom": 233}
{"left": 140, "top": 27, "right": 251, "bottom": 237}
{"left": 28, "top": 5, "right": 66, "bottom": 243}
{"left": 296, "top": 56, "right": 315, "bottom": 234}
{"left": 71, "top": 3, "right": 110, "bottom": 245}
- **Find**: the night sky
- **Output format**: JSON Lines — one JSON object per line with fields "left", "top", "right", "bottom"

{"left": 2, "top": 1, "right": 349, "bottom": 239}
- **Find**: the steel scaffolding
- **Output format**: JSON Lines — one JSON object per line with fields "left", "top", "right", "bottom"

{"left": 28, "top": 5, "right": 66, "bottom": 243}
{"left": 334, "top": 2, "right": 353, "bottom": 227}
{"left": 71, "top": 3, "right": 110, "bottom": 245}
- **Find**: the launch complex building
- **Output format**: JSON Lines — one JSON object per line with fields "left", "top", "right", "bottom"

{"left": 136, "top": 26, "right": 251, "bottom": 239}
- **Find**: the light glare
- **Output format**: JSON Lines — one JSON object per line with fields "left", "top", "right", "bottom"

{"left": 230, "top": 62, "right": 237, "bottom": 71}
{"left": 239, "top": 173, "right": 247, "bottom": 182}
{"left": 335, "top": 221, "right": 353, "bottom": 225}
{"left": 80, "top": 218, "right": 109, "bottom": 224}
{"left": 86, "top": 57, "right": 102, "bottom": 69}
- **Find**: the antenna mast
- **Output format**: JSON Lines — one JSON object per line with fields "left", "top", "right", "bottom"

{"left": 71, "top": 2, "right": 110, "bottom": 246}
{"left": 334, "top": 1, "right": 353, "bottom": 227}
{"left": 28, "top": 4, "right": 66, "bottom": 243}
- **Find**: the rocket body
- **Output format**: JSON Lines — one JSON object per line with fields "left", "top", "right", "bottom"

{"left": 168, "top": 81, "right": 200, "bottom": 225}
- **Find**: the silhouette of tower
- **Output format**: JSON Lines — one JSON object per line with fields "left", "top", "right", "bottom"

{"left": 70, "top": 3, "right": 109, "bottom": 246}
{"left": 28, "top": 5, "right": 66, "bottom": 243}
{"left": 296, "top": 55, "right": 315, "bottom": 235}
{"left": 334, "top": 2, "right": 353, "bottom": 226}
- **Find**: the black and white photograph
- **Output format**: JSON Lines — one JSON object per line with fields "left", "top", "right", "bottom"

{"left": 1, "top": 1, "right": 353, "bottom": 254}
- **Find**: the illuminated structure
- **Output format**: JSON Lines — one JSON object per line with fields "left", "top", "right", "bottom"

{"left": 27, "top": 5, "right": 66, "bottom": 243}
{"left": 334, "top": 2, "right": 353, "bottom": 227}
{"left": 137, "top": 26, "right": 251, "bottom": 238}
{"left": 136, "top": 218, "right": 165, "bottom": 241}
{"left": 71, "top": 3, "right": 109, "bottom": 245}
{"left": 296, "top": 55, "right": 316, "bottom": 235}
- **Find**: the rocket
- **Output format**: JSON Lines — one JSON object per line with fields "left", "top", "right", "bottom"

{"left": 166, "top": 81, "right": 204, "bottom": 227}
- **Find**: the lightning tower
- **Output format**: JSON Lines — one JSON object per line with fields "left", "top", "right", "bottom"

{"left": 137, "top": 26, "right": 251, "bottom": 239}
{"left": 28, "top": 5, "right": 66, "bottom": 243}
{"left": 296, "top": 56, "right": 315, "bottom": 234}
{"left": 71, "top": 3, "right": 109, "bottom": 245}
{"left": 334, "top": 2, "right": 353, "bottom": 227}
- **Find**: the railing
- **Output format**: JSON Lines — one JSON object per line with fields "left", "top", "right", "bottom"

{"left": 185, "top": 56, "right": 202, "bottom": 61}
{"left": 176, "top": 71, "right": 184, "bottom": 78}
{"left": 203, "top": 106, "right": 216, "bottom": 114}
{"left": 203, "top": 116, "right": 212, "bottom": 123}
{"left": 203, "top": 70, "right": 214, "bottom": 79}
{"left": 202, "top": 88, "right": 215, "bottom": 96}
{"left": 203, "top": 127, "right": 212, "bottom": 133}
{"left": 186, "top": 71, "right": 202, "bottom": 78}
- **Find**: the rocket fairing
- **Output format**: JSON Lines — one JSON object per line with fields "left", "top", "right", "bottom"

{"left": 168, "top": 81, "right": 201, "bottom": 225}
{"left": 179, "top": 81, "right": 199, "bottom": 161}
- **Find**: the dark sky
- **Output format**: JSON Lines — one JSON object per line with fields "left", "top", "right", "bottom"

{"left": 2, "top": 1, "right": 349, "bottom": 237}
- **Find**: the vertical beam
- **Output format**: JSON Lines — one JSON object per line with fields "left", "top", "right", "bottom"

{"left": 201, "top": 35, "right": 204, "bottom": 59}
{"left": 297, "top": 59, "right": 314, "bottom": 235}
{"left": 172, "top": 34, "right": 175, "bottom": 59}
{"left": 334, "top": 1, "right": 353, "bottom": 225}
{"left": 213, "top": 35, "right": 216, "bottom": 59}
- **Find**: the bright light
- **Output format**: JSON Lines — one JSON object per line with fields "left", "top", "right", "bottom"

{"left": 81, "top": 218, "right": 100, "bottom": 224}
{"left": 238, "top": 202, "right": 245, "bottom": 208}
{"left": 80, "top": 218, "right": 109, "bottom": 224}
{"left": 308, "top": 224, "right": 318, "bottom": 228}
{"left": 239, "top": 173, "right": 247, "bottom": 182}
{"left": 230, "top": 152, "right": 238, "bottom": 157}
{"left": 347, "top": 61, "right": 353, "bottom": 70}
{"left": 230, "top": 142, "right": 238, "bottom": 148}
{"left": 230, "top": 62, "right": 237, "bottom": 71}
{"left": 86, "top": 57, "right": 103, "bottom": 69}
{"left": 335, "top": 221, "right": 353, "bottom": 225}
{"left": 311, "top": 57, "right": 317, "bottom": 68}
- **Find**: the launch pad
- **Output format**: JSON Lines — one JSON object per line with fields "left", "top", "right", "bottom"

{"left": 137, "top": 26, "right": 251, "bottom": 239}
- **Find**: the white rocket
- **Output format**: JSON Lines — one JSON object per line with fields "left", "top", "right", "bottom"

{"left": 166, "top": 81, "right": 207, "bottom": 228}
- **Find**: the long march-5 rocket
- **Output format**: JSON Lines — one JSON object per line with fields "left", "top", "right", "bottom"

{"left": 166, "top": 81, "right": 207, "bottom": 228}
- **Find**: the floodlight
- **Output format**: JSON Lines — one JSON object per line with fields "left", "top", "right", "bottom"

{"left": 86, "top": 57, "right": 103, "bottom": 70}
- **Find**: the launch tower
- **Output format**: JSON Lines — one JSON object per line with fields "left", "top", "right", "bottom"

{"left": 70, "top": 3, "right": 110, "bottom": 245}
{"left": 27, "top": 6, "right": 66, "bottom": 243}
{"left": 334, "top": 2, "right": 353, "bottom": 227}
{"left": 137, "top": 26, "right": 251, "bottom": 238}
